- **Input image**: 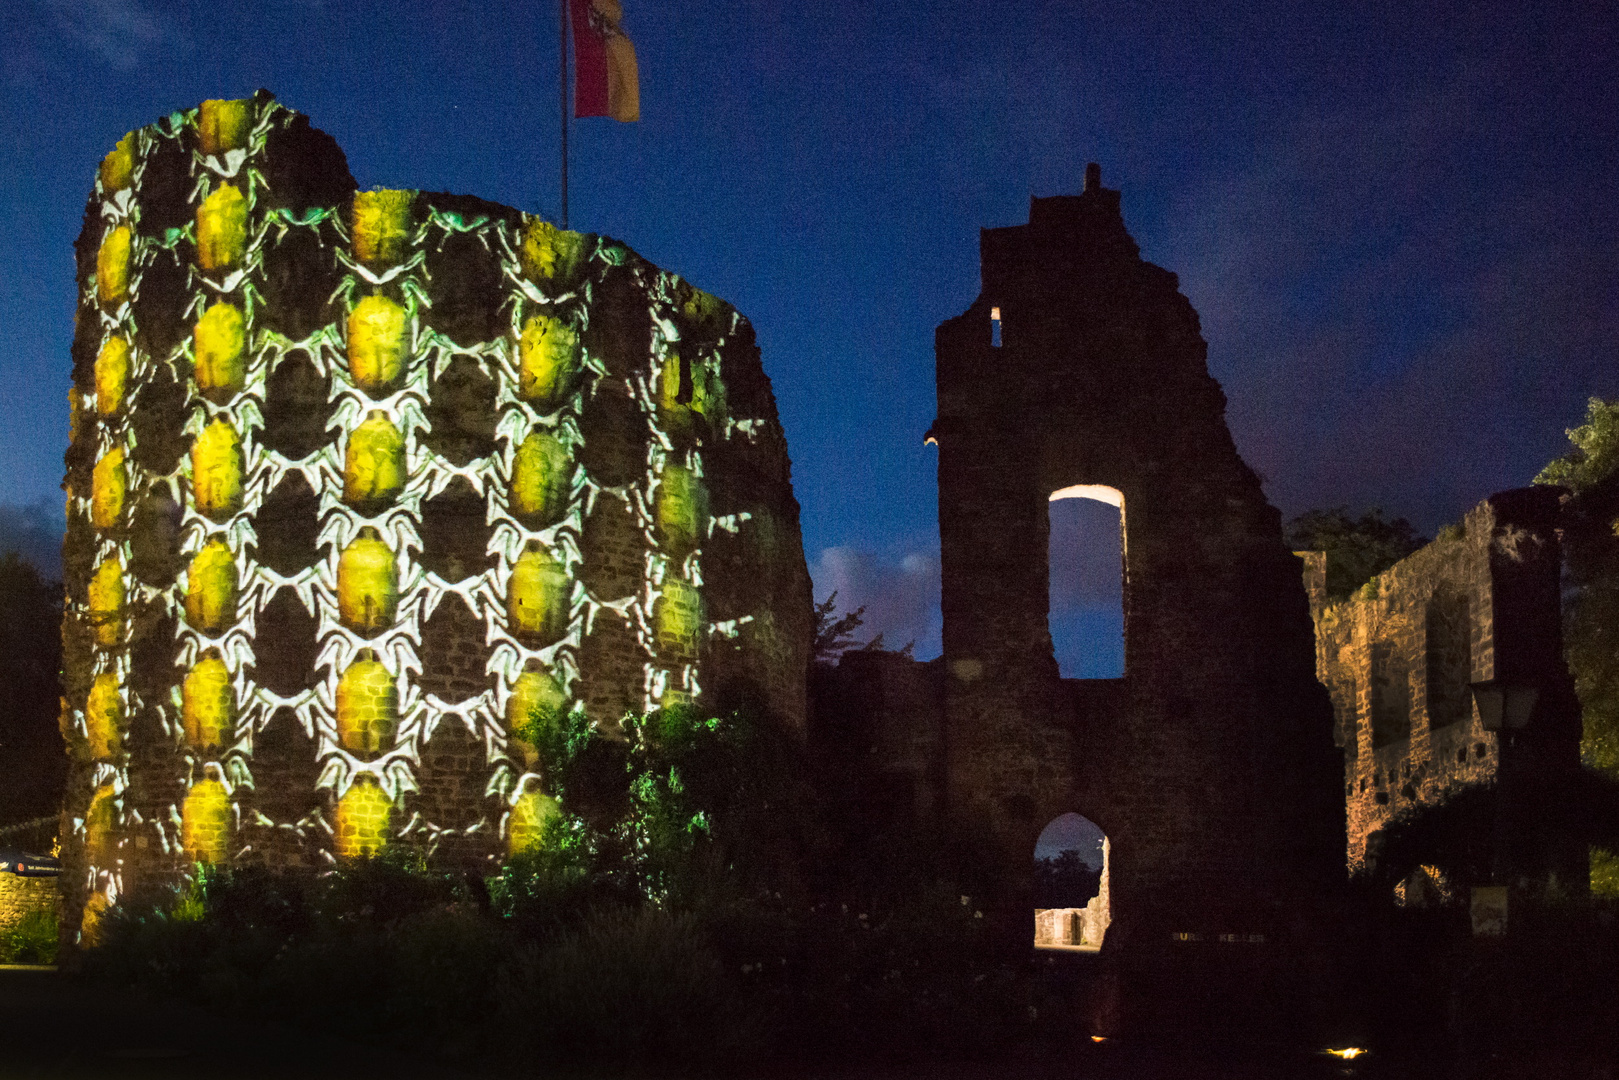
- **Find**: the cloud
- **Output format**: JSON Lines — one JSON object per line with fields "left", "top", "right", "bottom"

{"left": 0, "top": 498, "right": 64, "bottom": 580}
{"left": 41, "top": 0, "right": 163, "bottom": 73}
{"left": 810, "top": 546, "right": 942, "bottom": 659}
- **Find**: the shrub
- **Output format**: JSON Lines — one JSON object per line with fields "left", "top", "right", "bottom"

{"left": 1, "top": 908, "right": 58, "bottom": 964}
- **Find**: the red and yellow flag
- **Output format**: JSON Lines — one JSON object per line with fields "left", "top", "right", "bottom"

{"left": 571, "top": 0, "right": 639, "bottom": 122}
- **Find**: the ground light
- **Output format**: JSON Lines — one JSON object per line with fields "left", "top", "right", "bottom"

{"left": 1323, "top": 1047, "right": 1367, "bottom": 1059}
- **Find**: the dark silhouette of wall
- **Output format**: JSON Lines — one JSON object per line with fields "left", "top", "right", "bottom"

{"left": 921, "top": 164, "right": 1342, "bottom": 950}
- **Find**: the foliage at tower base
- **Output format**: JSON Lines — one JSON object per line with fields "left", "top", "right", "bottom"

{"left": 81, "top": 700, "right": 1033, "bottom": 1071}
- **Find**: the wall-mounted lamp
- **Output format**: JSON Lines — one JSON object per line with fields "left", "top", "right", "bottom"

{"left": 1469, "top": 680, "right": 1539, "bottom": 730}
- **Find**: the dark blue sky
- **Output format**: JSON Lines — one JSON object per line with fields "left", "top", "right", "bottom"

{"left": 3, "top": 0, "right": 1616, "bottom": 659}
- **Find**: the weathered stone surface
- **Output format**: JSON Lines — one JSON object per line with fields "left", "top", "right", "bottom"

{"left": 1307, "top": 487, "right": 1585, "bottom": 887}
{"left": 818, "top": 168, "right": 1343, "bottom": 957}
{"left": 58, "top": 93, "right": 812, "bottom": 938}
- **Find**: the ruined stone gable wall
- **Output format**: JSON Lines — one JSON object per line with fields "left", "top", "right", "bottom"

{"left": 932, "top": 176, "right": 1341, "bottom": 946}
{"left": 60, "top": 93, "right": 810, "bottom": 939}
{"left": 1309, "top": 487, "right": 1582, "bottom": 877}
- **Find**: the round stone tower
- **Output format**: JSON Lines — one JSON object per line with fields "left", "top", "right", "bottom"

{"left": 60, "top": 92, "right": 810, "bottom": 937}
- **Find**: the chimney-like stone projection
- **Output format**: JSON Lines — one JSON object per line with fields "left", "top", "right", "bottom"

{"left": 61, "top": 92, "right": 810, "bottom": 933}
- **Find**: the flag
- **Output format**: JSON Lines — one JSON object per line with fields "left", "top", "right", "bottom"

{"left": 570, "top": 0, "right": 639, "bottom": 122}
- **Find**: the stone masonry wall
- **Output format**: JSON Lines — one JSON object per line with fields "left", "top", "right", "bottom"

{"left": 1308, "top": 487, "right": 1583, "bottom": 879}
{"left": 929, "top": 166, "right": 1342, "bottom": 950}
{"left": 60, "top": 93, "right": 811, "bottom": 940}
{"left": 0, "top": 875, "right": 56, "bottom": 934}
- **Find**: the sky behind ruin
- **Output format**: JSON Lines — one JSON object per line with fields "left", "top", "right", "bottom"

{"left": 3, "top": 0, "right": 1616, "bottom": 662}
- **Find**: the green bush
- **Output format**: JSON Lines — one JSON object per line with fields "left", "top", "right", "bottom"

{"left": 1, "top": 908, "right": 59, "bottom": 965}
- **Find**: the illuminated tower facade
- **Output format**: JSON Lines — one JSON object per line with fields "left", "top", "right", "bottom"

{"left": 61, "top": 93, "right": 810, "bottom": 936}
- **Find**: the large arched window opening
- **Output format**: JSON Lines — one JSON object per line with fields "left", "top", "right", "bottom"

{"left": 1033, "top": 812, "right": 1111, "bottom": 951}
{"left": 1048, "top": 485, "right": 1125, "bottom": 679}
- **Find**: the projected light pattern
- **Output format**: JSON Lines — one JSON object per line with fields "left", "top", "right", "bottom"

{"left": 60, "top": 94, "right": 810, "bottom": 935}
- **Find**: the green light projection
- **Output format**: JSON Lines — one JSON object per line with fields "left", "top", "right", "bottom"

{"left": 62, "top": 95, "right": 796, "bottom": 932}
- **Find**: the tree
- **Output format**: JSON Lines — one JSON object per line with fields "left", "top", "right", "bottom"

{"left": 811, "top": 592, "right": 913, "bottom": 665}
{"left": 0, "top": 552, "right": 65, "bottom": 825}
{"left": 1284, "top": 507, "right": 1428, "bottom": 601}
{"left": 1536, "top": 397, "right": 1619, "bottom": 894}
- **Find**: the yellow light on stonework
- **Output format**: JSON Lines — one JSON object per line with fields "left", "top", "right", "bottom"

{"left": 351, "top": 190, "right": 414, "bottom": 267}
{"left": 509, "top": 541, "right": 571, "bottom": 645}
{"left": 193, "top": 302, "right": 246, "bottom": 400}
{"left": 87, "top": 558, "right": 125, "bottom": 648}
{"left": 335, "top": 777, "right": 393, "bottom": 858}
{"left": 518, "top": 219, "right": 586, "bottom": 285}
{"left": 80, "top": 890, "right": 112, "bottom": 947}
{"left": 97, "top": 225, "right": 131, "bottom": 308}
{"left": 655, "top": 577, "right": 703, "bottom": 659}
{"left": 344, "top": 411, "right": 405, "bottom": 506}
{"left": 517, "top": 314, "right": 580, "bottom": 409}
{"left": 91, "top": 447, "right": 127, "bottom": 530}
{"left": 337, "top": 649, "right": 399, "bottom": 756}
{"left": 85, "top": 674, "right": 124, "bottom": 761}
{"left": 347, "top": 295, "right": 408, "bottom": 394}
{"left": 196, "top": 183, "right": 248, "bottom": 271}
{"left": 654, "top": 465, "right": 708, "bottom": 557}
{"left": 95, "top": 336, "right": 130, "bottom": 417}
{"left": 511, "top": 431, "right": 572, "bottom": 524}
{"left": 185, "top": 538, "right": 238, "bottom": 635}
{"left": 68, "top": 389, "right": 84, "bottom": 447}
{"left": 197, "top": 98, "right": 251, "bottom": 156}
{"left": 191, "top": 419, "right": 244, "bottom": 520}
{"left": 181, "top": 779, "right": 232, "bottom": 862}
{"left": 99, "top": 132, "right": 136, "bottom": 191}
{"left": 508, "top": 789, "right": 559, "bottom": 855}
{"left": 84, "top": 784, "right": 117, "bottom": 864}
{"left": 338, "top": 528, "right": 399, "bottom": 635}
{"left": 182, "top": 653, "right": 235, "bottom": 751}
{"left": 507, "top": 667, "right": 567, "bottom": 763}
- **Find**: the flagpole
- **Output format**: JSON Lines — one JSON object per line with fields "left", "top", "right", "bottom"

{"left": 559, "top": 0, "right": 569, "bottom": 228}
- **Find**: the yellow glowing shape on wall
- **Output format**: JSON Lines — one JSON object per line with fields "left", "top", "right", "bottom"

{"left": 681, "top": 286, "right": 724, "bottom": 328}
{"left": 80, "top": 890, "right": 112, "bottom": 947}
{"left": 197, "top": 98, "right": 252, "bottom": 156}
{"left": 655, "top": 465, "right": 708, "bottom": 557}
{"left": 658, "top": 352, "right": 685, "bottom": 412}
{"left": 344, "top": 411, "right": 405, "bottom": 506}
{"left": 337, "top": 650, "right": 398, "bottom": 756}
{"left": 85, "top": 784, "right": 117, "bottom": 864}
{"left": 191, "top": 419, "right": 244, "bottom": 520}
{"left": 507, "top": 667, "right": 567, "bottom": 763}
{"left": 91, "top": 447, "right": 126, "bottom": 530}
{"left": 509, "top": 542, "right": 571, "bottom": 645}
{"left": 518, "top": 219, "right": 587, "bottom": 284}
{"left": 196, "top": 183, "right": 248, "bottom": 271}
{"left": 655, "top": 578, "right": 703, "bottom": 657}
{"left": 68, "top": 389, "right": 83, "bottom": 447}
{"left": 85, "top": 675, "right": 124, "bottom": 761}
{"left": 185, "top": 539, "right": 238, "bottom": 634}
{"left": 87, "top": 558, "right": 125, "bottom": 647}
{"left": 97, "top": 225, "right": 131, "bottom": 307}
{"left": 193, "top": 302, "right": 246, "bottom": 401}
{"left": 182, "top": 779, "right": 232, "bottom": 863}
{"left": 99, "top": 132, "right": 136, "bottom": 191}
{"left": 347, "top": 295, "right": 408, "bottom": 393}
{"left": 352, "top": 190, "right": 414, "bottom": 266}
{"left": 335, "top": 778, "right": 392, "bottom": 858}
{"left": 692, "top": 362, "right": 727, "bottom": 420}
{"left": 511, "top": 432, "right": 572, "bottom": 524}
{"left": 517, "top": 315, "right": 580, "bottom": 408}
{"left": 508, "top": 790, "right": 559, "bottom": 855}
{"left": 182, "top": 654, "right": 234, "bottom": 751}
{"left": 338, "top": 528, "right": 398, "bottom": 635}
{"left": 95, "top": 336, "right": 130, "bottom": 417}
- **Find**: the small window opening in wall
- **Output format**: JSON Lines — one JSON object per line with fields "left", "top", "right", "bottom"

{"left": 990, "top": 306, "right": 1002, "bottom": 348}
{"left": 1034, "top": 813, "right": 1110, "bottom": 951}
{"left": 1049, "top": 485, "right": 1125, "bottom": 678}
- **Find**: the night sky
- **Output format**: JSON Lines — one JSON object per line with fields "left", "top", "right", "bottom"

{"left": 3, "top": 0, "right": 1616, "bottom": 666}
